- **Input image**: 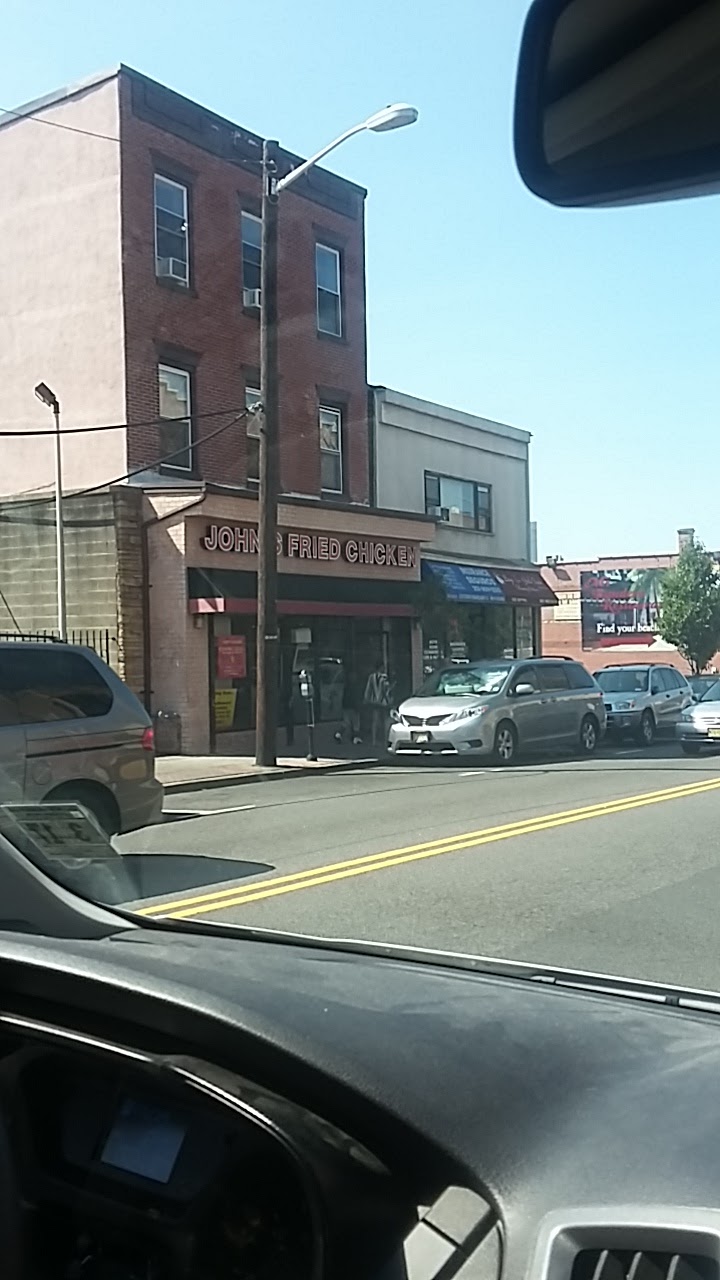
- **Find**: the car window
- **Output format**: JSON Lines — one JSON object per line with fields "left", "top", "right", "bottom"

{"left": 650, "top": 670, "right": 665, "bottom": 694}
{"left": 0, "top": 650, "right": 114, "bottom": 724}
{"left": 596, "top": 669, "right": 649, "bottom": 694}
{"left": 537, "top": 664, "right": 571, "bottom": 692}
{"left": 666, "top": 669, "right": 682, "bottom": 689}
{"left": 566, "top": 664, "right": 596, "bottom": 690}
{"left": 510, "top": 667, "right": 539, "bottom": 693}
{"left": 415, "top": 662, "right": 513, "bottom": 697}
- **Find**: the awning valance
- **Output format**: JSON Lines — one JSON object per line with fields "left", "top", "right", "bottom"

{"left": 422, "top": 560, "right": 558, "bottom": 607}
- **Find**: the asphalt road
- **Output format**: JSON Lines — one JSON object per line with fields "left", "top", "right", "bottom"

{"left": 118, "top": 741, "right": 720, "bottom": 993}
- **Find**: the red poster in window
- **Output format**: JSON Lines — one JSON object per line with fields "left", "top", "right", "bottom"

{"left": 216, "top": 636, "right": 247, "bottom": 680}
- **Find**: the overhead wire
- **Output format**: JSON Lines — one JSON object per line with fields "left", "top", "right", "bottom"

{"left": 0, "top": 104, "right": 119, "bottom": 143}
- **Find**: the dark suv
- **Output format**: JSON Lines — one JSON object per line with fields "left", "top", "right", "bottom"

{"left": 0, "top": 641, "right": 164, "bottom": 833}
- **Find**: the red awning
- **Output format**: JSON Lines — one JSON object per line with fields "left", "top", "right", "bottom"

{"left": 490, "top": 568, "right": 558, "bottom": 607}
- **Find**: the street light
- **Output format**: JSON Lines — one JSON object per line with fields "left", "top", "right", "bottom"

{"left": 255, "top": 104, "right": 418, "bottom": 767}
{"left": 34, "top": 381, "right": 67, "bottom": 641}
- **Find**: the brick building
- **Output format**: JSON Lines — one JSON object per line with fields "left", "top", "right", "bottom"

{"left": 541, "top": 530, "right": 720, "bottom": 674}
{"left": 0, "top": 66, "right": 432, "bottom": 751}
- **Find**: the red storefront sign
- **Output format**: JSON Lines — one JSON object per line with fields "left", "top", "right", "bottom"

{"left": 215, "top": 636, "right": 247, "bottom": 679}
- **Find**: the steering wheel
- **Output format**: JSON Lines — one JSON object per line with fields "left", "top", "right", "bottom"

{"left": 0, "top": 1105, "right": 21, "bottom": 1280}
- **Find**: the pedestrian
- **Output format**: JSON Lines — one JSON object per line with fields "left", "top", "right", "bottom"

{"left": 363, "top": 661, "right": 393, "bottom": 747}
{"left": 334, "top": 667, "right": 363, "bottom": 745}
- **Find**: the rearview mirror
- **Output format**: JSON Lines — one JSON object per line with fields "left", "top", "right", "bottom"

{"left": 514, "top": 682, "right": 536, "bottom": 698}
{"left": 514, "top": 0, "right": 720, "bottom": 207}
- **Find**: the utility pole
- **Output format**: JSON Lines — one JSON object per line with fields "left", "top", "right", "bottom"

{"left": 34, "top": 382, "right": 67, "bottom": 641}
{"left": 255, "top": 140, "right": 280, "bottom": 766}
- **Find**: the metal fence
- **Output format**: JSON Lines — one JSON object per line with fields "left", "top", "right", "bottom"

{"left": 0, "top": 628, "right": 118, "bottom": 666}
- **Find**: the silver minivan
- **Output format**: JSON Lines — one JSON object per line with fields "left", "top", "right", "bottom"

{"left": 595, "top": 664, "right": 694, "bottom": 746}
{"left": 388, "top": 657, "right": 606, "bottom": 764}
{"left": 0, "top": 641, "right": 164, "bottom": 833}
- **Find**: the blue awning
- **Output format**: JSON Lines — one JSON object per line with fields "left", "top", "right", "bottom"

{"left": 422, "top": 560, "right": 507, "bottom": 603}
{"left": 422, "top": 560, "right": 558, "bottom": 607}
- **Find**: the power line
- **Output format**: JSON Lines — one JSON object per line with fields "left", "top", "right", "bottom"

{"left": 0, "top": 403, "right": 249, "bottom": 438}
{"left": 6, "top": 408, "right": 250, "bottom": 511}
{"left": 0, "top": 104, "right": 118, "bottom": 142}
{"left": 0, "top": 584, "right": 20, "bottom": 632}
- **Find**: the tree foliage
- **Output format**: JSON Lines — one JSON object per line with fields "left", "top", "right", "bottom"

{"left": 659, "top": 541, "right": 720, "bottom": 673}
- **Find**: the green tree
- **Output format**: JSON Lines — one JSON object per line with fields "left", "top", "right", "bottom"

{"left": 659, "top": 541, "right": 720, "bottom": 673}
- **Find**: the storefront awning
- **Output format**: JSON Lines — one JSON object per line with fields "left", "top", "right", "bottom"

{"left": 422, "top": 560, "right": 558, "bottom": 607}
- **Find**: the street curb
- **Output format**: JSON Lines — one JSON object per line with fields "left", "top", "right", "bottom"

{"left": 161, "top": 757, "right": 381, "bottom": 795}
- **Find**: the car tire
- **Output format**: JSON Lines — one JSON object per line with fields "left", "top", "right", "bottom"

{"left": 493, "top": 721, "right": 518, "bottom": 765}
{"left": 635, "top": 711, "right": 656, "bottom": 747}
{"left": 681, "top": 742, "right": 701, "bottom": 756}
{"left": 44, "top": 784, "right": 120, "bottom": 837}
{"left": 579, "top": 714, "right": 599, "bottom": 756}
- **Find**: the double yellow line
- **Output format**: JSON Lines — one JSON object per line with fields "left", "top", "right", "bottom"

{"left": 136, "top": 774, "right": 720, "bottom": 921}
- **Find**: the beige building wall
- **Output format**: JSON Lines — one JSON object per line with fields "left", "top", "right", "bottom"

{"left": 146, "top": 491, "right": 432, "bottom": 753}
{"left": 0, "top": 74, "right": 127, "bottom": 496}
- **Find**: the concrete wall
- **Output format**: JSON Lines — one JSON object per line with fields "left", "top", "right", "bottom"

{"left": 0, "top": 487, "right": 146, "bottom": 695}
{"left": 0, "top": 75, "right": 127, "bottom": 495}
{"left": 373, "top": 388, "right": 531, "bottom": 565}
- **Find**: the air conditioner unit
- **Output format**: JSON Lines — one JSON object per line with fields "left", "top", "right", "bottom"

{"left": 243, "top": 287, "right": 262, "bottom": 308}
{"left": 246, "top": 414, "right": 262, "bottom": 440}
{"left": 158, "top": 257, "right": 188, "bottom": 284}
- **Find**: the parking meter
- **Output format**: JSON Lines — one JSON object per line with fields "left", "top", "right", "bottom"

{"left": 298, "top": 669, "right": 317, "bottom": 762}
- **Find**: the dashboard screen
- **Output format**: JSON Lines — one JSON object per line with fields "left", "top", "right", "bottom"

{"left": 100, "top": 1097, "right": 186, "bottom": 1183}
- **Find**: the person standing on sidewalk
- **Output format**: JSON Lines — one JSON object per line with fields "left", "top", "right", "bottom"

{"left": 334, "top": 666, "right": 363, "bottom": 745}
{"left": 363, "top": 661, "right": 393, "bottom": 747}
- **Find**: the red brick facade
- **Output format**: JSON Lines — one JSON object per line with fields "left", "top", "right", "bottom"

{"left": 118, "top": 70, "right": 369, "bottom": 500}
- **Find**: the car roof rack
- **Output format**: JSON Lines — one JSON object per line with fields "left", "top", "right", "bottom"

{"left": 0, "top": 631, "right": 63, "bottom": 643}
{"left": 539, "top": 654, "right": 573, "bottom": 660}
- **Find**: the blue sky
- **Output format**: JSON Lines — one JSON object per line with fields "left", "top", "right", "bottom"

{"left": 4, "top": 0, "right": 717, "bottom": 559}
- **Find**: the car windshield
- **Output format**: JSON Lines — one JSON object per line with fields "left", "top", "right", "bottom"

{"left": 6, "top": 3, "right": 720, "bottom": 1001}
{"left": 415, "top": 664, "right": 512, "bottom": 698}
{"left": 596, "top": 670, "right": 650, "bottom": 694}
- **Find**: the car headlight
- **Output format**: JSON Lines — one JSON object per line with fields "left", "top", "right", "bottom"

{"left": 447, "top": 704, "right": 487, "bottom": 724}
{"left": 680, "top": 710, "right": 693, "bottom": 722}
{"left": 615, "top": 700, "right": 636, "bottom": 710}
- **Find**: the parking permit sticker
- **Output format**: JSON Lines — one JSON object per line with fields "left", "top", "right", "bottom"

{"left": 0, "top": 803, "right": 118, "bottom": 869}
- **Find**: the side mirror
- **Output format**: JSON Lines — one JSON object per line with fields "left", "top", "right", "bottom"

{"left": 513, "top": 682, "right": 536, "bottom": 698}
{"left": 514, "top": 0, "right": 720, "bottom": 209}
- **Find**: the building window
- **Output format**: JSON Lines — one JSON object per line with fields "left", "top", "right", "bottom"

{"left": 316, "top": 244, "right": 342, "bottom": 336}
{"left": 154, "top": 175, "right": 189, "bottom": 286}
{"left": 158, "top": 365, "right": 193, "bottom": 471}
{"left": 245, "top": 384, "right": 261, "bottom": 486}
{"left": 424, "top": 473, "right": 493, "bottom": 532}
{"left": 241, "top": 212, "right": 262, "bottom": 306}
{"left": 319, "top": 406, "right": 343, "bottom": 492}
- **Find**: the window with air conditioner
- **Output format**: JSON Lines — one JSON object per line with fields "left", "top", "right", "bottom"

{"left": 241, "top": 213, "right": 262, "bottom": 308}
{"left": 319, "top": 406, "right": 343, "bottom": 493}
{"left": 245, "top": 385, "right": 261, "bottom": 485}
{"left": 424, "top": 472, "right": 493, "bottom": 532}
{"left": 316, "top": 244, "right": 342, "bottom": 336}
{"left": 154, "top": 176, "right": 189, "bottom": 286}
{"left": 158, "top": 365, "right": 193, "bottom": 471}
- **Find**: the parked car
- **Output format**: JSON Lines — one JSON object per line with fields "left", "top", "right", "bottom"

{"left": 595, "top": 664, "right": 693, "bottom": 746}
{"left": 387, "top": 657, "right": 605, "bottom": 764}
{"left": 0, "top": 641, "right": 164, "bottom": 833}
{"left": 687, "top": 673, "right": 719, "bottom": 701}
{"left": 676, "top": 678, "right": 720, "bottom": 755}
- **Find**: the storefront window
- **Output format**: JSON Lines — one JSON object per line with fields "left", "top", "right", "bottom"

{"left": 515, "top": 607, "right": 535, "bottom": 659}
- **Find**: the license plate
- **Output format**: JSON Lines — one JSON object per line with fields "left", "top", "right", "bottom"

{"left": 708, "top": 728, "right": 720, "bottom": 739}
{"left": 412, "top": 731, "right": 431, "bottom": 744}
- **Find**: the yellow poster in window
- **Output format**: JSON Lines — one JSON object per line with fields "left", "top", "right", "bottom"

{"left": 213, "top": 689, "right": 237, "bottom": 732}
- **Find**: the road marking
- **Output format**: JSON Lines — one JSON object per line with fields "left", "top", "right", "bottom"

{"left": 163, "top": 804, "right": 256, "bottom": 818}
{"left": 138, "top": 774, "right": 720, "bottom": 920}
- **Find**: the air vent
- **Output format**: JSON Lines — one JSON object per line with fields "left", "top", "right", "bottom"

{"left": 572, "top": 1250, "right": 719, "bottom": 1280}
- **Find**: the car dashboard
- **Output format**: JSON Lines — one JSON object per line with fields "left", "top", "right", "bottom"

{"left": 0, "top": 1013, "right": 433, "bottom": 1280}
{"left": 5, "top": 928, "right": 720, "bottom": 1280}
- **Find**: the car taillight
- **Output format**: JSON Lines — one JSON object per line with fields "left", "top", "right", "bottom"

{"left": 141, "top": 726, "right": 155, "bottom": 752}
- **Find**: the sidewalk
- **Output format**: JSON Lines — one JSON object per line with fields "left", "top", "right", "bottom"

{"left": 156, "top": 736, "right": 380, "bottom": 794}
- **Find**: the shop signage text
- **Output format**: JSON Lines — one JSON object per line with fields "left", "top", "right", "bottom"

{"left": 202, "top": 524, "right": 417, "bottom": 569}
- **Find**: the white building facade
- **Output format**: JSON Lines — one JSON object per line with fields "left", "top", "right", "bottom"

{"left": 371, "top": 387, "right": 555, "bottom": 670}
